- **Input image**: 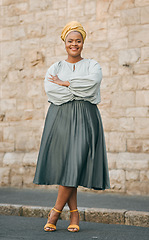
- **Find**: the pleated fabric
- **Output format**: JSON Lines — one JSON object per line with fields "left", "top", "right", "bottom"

{"left": 33, "top": 100, "right": 110, "bottom": 190}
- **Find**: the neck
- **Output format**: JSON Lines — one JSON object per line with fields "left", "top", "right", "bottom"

{"left": 66, "top": 55, "right": 83, "bottom": 63}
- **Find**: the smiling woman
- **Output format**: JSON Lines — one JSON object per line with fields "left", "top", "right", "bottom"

{"left": 33, "top": 21, "right": 110, "bottom": 233}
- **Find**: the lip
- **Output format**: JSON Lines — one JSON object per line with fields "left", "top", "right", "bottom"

{"left": 70, "top": 47, "right": 78, "bottom": 51}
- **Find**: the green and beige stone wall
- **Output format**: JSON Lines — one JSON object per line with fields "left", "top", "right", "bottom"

{"left": 0, "top": 0, "right": 149, "bottom": 195}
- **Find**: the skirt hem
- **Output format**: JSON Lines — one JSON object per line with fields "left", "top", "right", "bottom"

{"left": 33, "top": 181, "right": 110, "bottom": 191}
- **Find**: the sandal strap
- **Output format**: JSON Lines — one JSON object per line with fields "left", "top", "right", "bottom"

{"left": 67, "top": 224, "right": 80, "bottom": 231}
{"left": 52, "top": 207, "right": 62, "bottom": 214}
{"left": 70, "top": 209, "right": 78, "bottom": 213}
{"left": 44, "top": 223, "right": 56, "bottom": 230}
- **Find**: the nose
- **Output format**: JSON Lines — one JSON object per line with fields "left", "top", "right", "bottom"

{"left": 72, "top": 41, "right": 77, "bottom": 46}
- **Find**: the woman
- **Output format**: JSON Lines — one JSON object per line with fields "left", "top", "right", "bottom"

{"left": 33, "top": 21, "right": 110, "bottom": 232}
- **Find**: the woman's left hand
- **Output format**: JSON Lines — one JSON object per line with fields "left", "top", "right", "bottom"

{"left": 48, "top": 74, "right": 70, "bottom": 87}
{"left": 48, "top": 74, "right": 64, "bottom": 86}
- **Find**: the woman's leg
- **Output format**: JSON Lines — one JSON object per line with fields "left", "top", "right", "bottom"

{"left": 67, "top": 188, "right": 80, "bottom": 231}
{"left": 45, "top": 185, "right": 75, "bottom": 230}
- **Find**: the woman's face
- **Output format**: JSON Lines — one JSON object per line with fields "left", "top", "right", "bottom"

{"left": 65, "top": 31, "right": 83, "bottom": 58}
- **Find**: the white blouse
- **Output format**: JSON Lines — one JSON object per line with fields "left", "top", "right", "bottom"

{"left": 44, "top": 58, "right": 102, "bottom": 105}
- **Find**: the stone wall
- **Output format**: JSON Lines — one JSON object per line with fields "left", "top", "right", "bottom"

{"left": 0, "top": 0, "right": 149, "bottom": 195}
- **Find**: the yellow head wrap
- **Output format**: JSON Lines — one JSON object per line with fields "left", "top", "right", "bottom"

{"left": 61, "top": 21, "right": 86, "bottom": 42}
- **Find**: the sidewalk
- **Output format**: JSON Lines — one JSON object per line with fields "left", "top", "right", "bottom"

{"left": 0, "top": 187, "right": 149, "bottom": 228}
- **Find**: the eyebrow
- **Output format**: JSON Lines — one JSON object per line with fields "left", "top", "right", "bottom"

{"left": 68, "top": 38, "right": 82, "bottom": 40}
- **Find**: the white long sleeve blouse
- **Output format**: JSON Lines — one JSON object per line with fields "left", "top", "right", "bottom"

{"left": 44, "top": 58, "right": 102, "bottom": 105}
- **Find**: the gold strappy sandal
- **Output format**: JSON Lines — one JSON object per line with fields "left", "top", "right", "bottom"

{"left": 67, "top": 209, "right": 80, "bottom": 232}
{"left": 44, "top": 207, "right": 62, "bottom": 232}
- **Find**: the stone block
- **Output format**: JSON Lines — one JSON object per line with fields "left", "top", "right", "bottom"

{"left": 0, "top": 27, "right": 11, "bottom": 41}
{"left": 127, "top": 139, "right": 143, "bottom": 152}
{"left": 0, "top": 142, "right": 14, "bottom": 152}
{"left": 108, "top": 132, "right": 126, "bottom": 152}
{"left": 0, "top": 204, "right": 22, "bottom": 216}
{"left": 16, "top": 132, "right": 39, "bottom": 151}
{"left": 0, "top": 130, "right": 3, "bottom": 142}
{"left": 110, "top": 38, "right": 128, "bottom": 50}
{"left": 101, "top": 76, "right": 120, "bottom": 91}
{"left": 53, "top": 0, "right": 67, "bottom": 9}
{"left": 1, "top": 99, "right": 16, "bottom": 112}
{"left": 2, "top": 81, "right": 27, "bottom": 99}
{"left": 126, "top": 181, "right": 149, "bottom": 195}
{"left": 96, "top": 0, "right": 110, "bottom": 20}
{"left": 1, "top": 14, "right": 20, "bottom": 27}
{"left": 67, "top": 4, "right": 84, "bottom": 18}
{"left": 117, "top": 159, "right": 148, "bottom": 171}
{"left": 23, "top": 152, "right": 38, "bottom": 166}
{"left": 141, "top": 6, "right": 149, "bottom": 24}
{"left": 11, "top": 25, "right": 26, "bottom": 40}
{"left": 126, "top": 170, "right": 140, "bottom": 181}
{"left": 121, "top": 76, "right": 137, "bottom": 91}
{"left": 55, "top": 44, "right": 66, "bottom": 56}
{"left": 136, "top": 90, "right": 149, "bottom": 107}
{"left": 27, "top": 81, "right": 44, "bottom": 98}
{"left": 135, "top": 117, "right": 149, "bottom": 138}
{"left": 2, "top": 1, "right": 28, "bottom": 6}
{"left": 22, "top": 167, "right": 36, "bottom": 188}
{"left": 116, "top": 152, "right": 149, "bottom": 170}
{"left": 29, "top": 0, "right": 50, "bottom": 11}
{"left": 121, "top": 8, "right": 140, "bottom": 25}
{"left": 109, "top": 169, "right": 125, "bottom": 191}
{"left": 119, "top": 48, "right": 140, "bottom": 66}
{"left": 3, "top": 126, "right": 15, "bottom": 142}
{"left": 102, "top": 117, "right": 119, "bottom": 132}
{"left": 88, "top": 29, "right": 107, "bottom": 42}
{"left": 129, "top": 25, "right": 149, "bottom": 48}
{"left": 85, "top": 208, "right": 126, "bottom": 225}
{"left": 133, "top": 63, "right": 149, "bottom": 75}
{"left": 0, "top": 153, "right": 4, "bottom": 166}
{"left": 107, "top": 17, "right": 121, "bottom": 29}
{"left": 141, "top": 47, "right": 149, "bottom": 63}
{"left": 125, "top": 211, "right": 149, "bottom": 227}
{"left": 135, "top": 0, "right": 149, "bottom": 7}
{"left": 108, "top": 26, "right": 128, "bottom": 41}
{"left": 143, "top": 140, "right": 149, "bottom": 153}
{"left": 107, "top": 157, "right": 116, "bottom": 169}
{"left": 112, "top": 91, "right": 135, "bottom": 107}
{"left": 7, "top": 2, "right": 28, "bottom": 17}
{"left": 0, "top": 167, "right": 10, "bottom": 186}
{"left": 27, "top": 23, "right": 46, "bottom": 38}
{"left": 119, "top": 117, "right": 134, "bottom": 132}
{"left": 140, "top": 170, "right": 149, "bottom": 182}
{"left": 110, "top": 0, "right": 135, "bottom": 12}
{"left": 61, "top": 206, "right": 86, "bottom": 221}
{"left": 0, "top": 113, "right": 5, "bottom": 122}
{"left": 136, "top": 75, "right": 149, "bottom": 90}
{"left": 3, "top": 152, "right": 24, "bottom": 166}
{"left": 10, "top": 173, "right": 23, "bottom": 188}
{"left": 84, "top": 1, "right": 96, "bottom": 15}
{"left": 22, "top": 205, "right": 50, "bottom": 218}
{"left": 19, "top": 12, "right": 35, "bottom": 24}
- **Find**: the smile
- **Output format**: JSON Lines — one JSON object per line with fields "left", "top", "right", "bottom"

{"left": 70, "top": 48, "right": 78, "bottom": 51}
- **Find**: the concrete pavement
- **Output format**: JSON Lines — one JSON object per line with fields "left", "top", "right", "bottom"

{"left": 0, "top": 215, "right": 149, "bottom": 240}
{"left": 0, "top": 187, "right": 149, "bottom": 228}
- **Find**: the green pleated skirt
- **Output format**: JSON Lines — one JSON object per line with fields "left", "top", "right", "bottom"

{"left": 33, "top": 100, "right": 110, "bottom": 190}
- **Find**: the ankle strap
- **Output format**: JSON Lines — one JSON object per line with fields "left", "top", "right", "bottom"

{"left": 52, "top": 207, "right": 62, "bottom": 213}
{"left": 70, "top": 209, "right": 78, "bottom": 213}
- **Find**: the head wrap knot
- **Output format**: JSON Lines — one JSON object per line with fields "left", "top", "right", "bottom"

{"left": 61, "top": 21, "right": 86, "bottom": 42}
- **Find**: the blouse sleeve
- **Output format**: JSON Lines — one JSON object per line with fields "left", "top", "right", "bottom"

{"left": 44, "top": 62, "right": 74, "bottom": 105}
{"left": 68, "top": 60, "right": 102, "bottom": 99}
